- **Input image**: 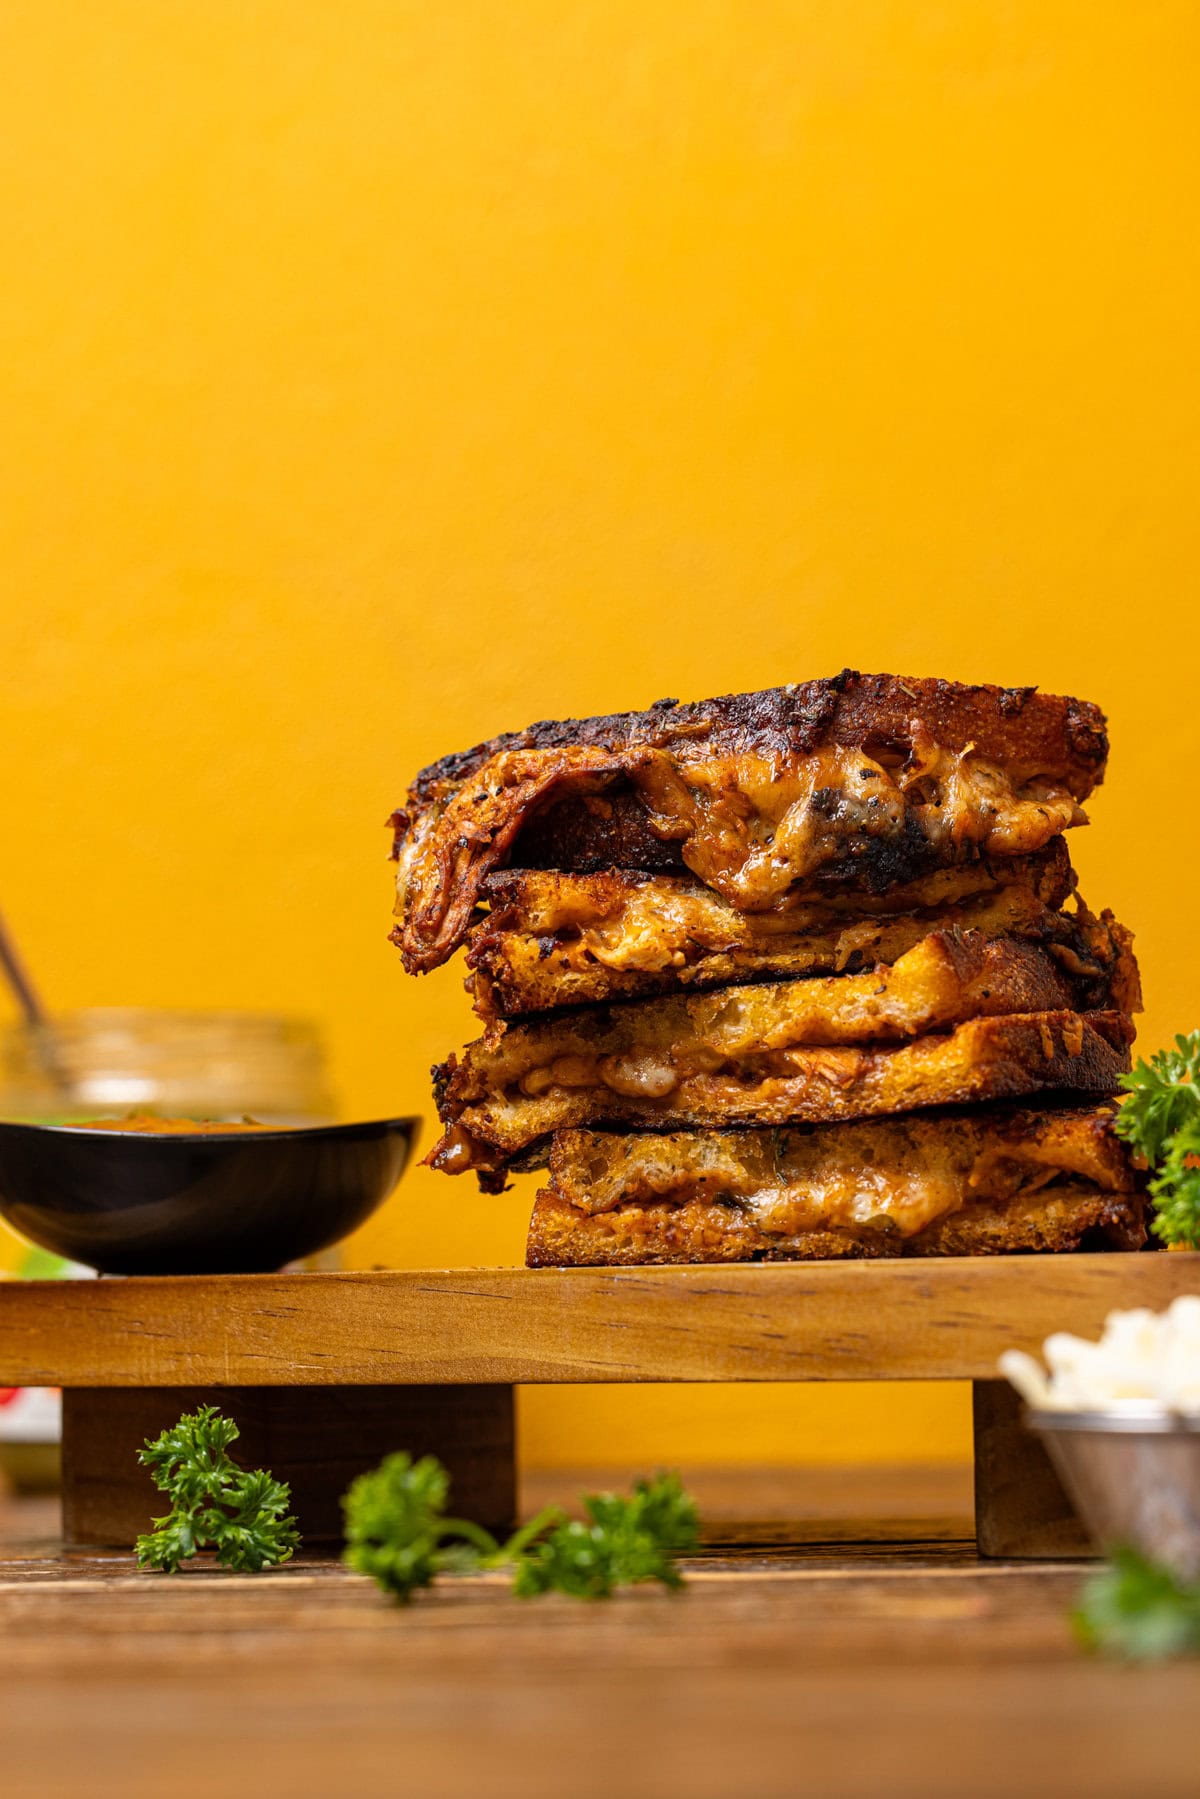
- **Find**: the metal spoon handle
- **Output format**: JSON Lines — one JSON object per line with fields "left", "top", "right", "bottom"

{"left": 0, "top": 908, "right": 47, "bottom": 1028}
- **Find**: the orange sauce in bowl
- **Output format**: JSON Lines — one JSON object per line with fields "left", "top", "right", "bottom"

{"left": 73, "top": 1114, "right": 275, "bottom": 1134}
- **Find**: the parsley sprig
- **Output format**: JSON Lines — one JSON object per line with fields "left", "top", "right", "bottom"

{"left": 340, "top": 1453, "right": 506, "bottom": 1601}
{"left": 1115, "top": 1032, "right": 1200, "bottom": 1248}
{"left": 342, "top": 1453, "right": 699, "bottom": 1603}
{"left": 135, "top": 1405, "right": 300, "bottom": 1574}
{"left": 1074, "top": 1547, "right": 1200, "bottom": 1660}
{"left": 512, "top": 1476, "right": 700, "bottom": 1598}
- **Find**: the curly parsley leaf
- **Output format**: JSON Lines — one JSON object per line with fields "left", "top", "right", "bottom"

{"left": 512, "top": 1473, "right": 700, "bottom": 1600}
{"left": 1116, "top": 1032, "right": 1200, "bottom": 1165}
{"left": 1145, "top": 1118, "right": 1200, "bottom": 1249}
{"left": 341, "top": 1457, "right": 699, "bottom": 1604}
{"left": 135, "top": 1405, "right": 300, "bottom": 1574}
{"left": 1115, "top": 1032, "right": 1200, "bottom": 1247}
{"left": 341, "top": 1452, "right": 503, "bottom": 1603}
{"left": 1074, "top": 1547, "right": 1200, "bottom": 1660}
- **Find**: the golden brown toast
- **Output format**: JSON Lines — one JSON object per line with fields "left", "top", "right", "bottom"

{"left": 545, "top": 1107, "right": 1140, "bottom": 1217}
{"left": 525, "top": 1182, "right": 1147, "bottom": 1265}
{"left": 429, "top": 1009, "right": 1135, "bottom": 1177}
{"left": 466, "top": 847, "right": 1138, "bottom": 1020}
{"left": 392, "top": 672, "right": 1107, "bottom": 972}
{"left": 529, "top": 1105, "right": 1147, "bottom": 1262}
{"left": 444, "top": 932, "right": 1122, "bottom": 1101}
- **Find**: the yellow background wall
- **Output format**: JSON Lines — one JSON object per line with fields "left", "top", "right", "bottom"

{"left": 1, "top": 3, "right": 1197, "bottom": 1467}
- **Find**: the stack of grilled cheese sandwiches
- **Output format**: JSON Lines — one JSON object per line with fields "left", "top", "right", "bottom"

{"left": 391, "top": 672, "right": 1147, "bottom": 1265}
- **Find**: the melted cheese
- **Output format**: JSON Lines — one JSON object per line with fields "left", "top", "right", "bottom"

{"left": 630, "top": 744, "right": 1082, "bottom": 910}
{"left": 478, "top": 933, "right": 1072, "bottom": 1106}
{"left": 546, "top": 1113, "right": 1130, "bottom": 1239}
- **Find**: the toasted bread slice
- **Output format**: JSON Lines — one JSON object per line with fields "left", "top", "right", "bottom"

{"left": 525, "top": 1182, "right": 1147, "bottom": 1265}
{"left": 407, "top": 672, "right": 1108, "bottom": 803}
{"left": 444, "top": 933, "right": 1121, "bottom": 1102}
{"left": 429, "top": 1009, "right": 1135, "bottom": 1176}
{"left": 545, "top": 1107, "right": 1140, "bottom": 1218}
{"left": 467, "top": 848, "right": 1138, "bottom": 1020}
{"left": 392, "top": 673, "right": 1107, "bottom": 972}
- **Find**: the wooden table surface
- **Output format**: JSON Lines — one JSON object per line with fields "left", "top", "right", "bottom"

{"left": 1, "top": 1465, "right": 1195, "bottom": 1799}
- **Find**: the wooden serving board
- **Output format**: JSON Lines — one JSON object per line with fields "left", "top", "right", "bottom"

{"left": 2, "top": 1254, "right": 1195, "bottom": 1557}
{"left": 0, "top": 1255, "right": 1193, "bottom": 1386}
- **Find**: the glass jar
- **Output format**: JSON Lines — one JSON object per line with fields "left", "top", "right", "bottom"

{"left": 0, "top": 1008, "right": 335, "bottom": 1127}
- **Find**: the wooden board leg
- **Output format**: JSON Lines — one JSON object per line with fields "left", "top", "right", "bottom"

{"left": 972, "top": 1378, "right": 1093, "bottom": 1559}
{"left": 61, "top": 1384, "right": 516, "bottom": 1548}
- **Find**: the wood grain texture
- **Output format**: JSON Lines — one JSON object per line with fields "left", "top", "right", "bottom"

{"left": 0, "top": 1256, "right": 1195, "bottom": 1387}
{"left": 1, "top": 1475, "right": 1196, "bottom": 1799}
{"left": 61, "top": 1384, "right": 516, "bottom": 1545}
{"left": 972, "top": 1379, "right": 1093, "bottom": 1560}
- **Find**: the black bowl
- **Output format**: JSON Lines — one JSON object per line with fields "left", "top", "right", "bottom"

{"left": 0, "top": 1116, "right": 419, "bottom": 1275}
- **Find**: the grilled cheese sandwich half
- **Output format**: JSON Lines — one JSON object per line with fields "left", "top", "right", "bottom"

{"left": 431, "top": 1005, "right": 1135, "bottom": 1183}
{"left": 526, "top": 1107, "right": 1146, "bottom": 1264}
{"left": 466, "top": 847, "right": 1137, "bottom": 1020}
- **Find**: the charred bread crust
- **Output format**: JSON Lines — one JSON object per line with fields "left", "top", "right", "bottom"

{"left": 406, "top": 672, "right": 1108, "bottom": 805}
{"left": 524, "top": 1182, "right": 1148, "bottom": 1265}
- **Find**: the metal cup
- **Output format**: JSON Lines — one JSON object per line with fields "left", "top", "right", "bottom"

{"left": 1028, "top": 1407, "right": 1200, "bottom": 1579}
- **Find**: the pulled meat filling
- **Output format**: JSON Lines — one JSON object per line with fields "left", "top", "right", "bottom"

{"left": 629, "top": 739, "right": 1083, "bottom": 911}
{"left": 392, "top": 734, "right": 1086, "bottom": 972}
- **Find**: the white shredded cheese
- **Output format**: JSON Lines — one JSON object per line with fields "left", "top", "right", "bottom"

{"left": 999, "top": 1295, "right": 1200, "bottom": 1413}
